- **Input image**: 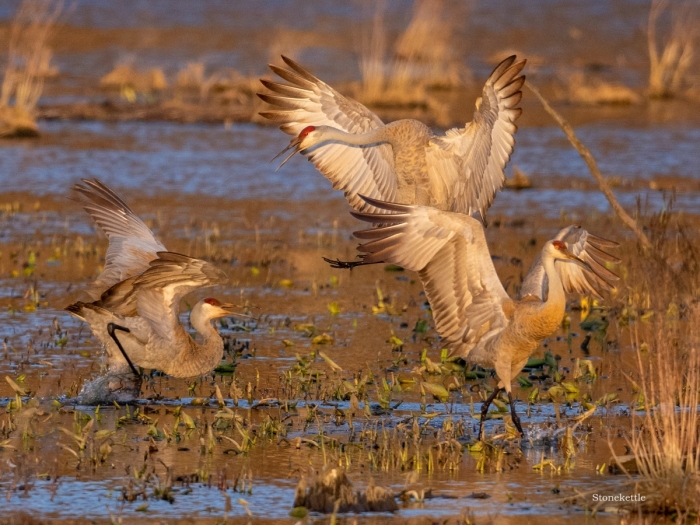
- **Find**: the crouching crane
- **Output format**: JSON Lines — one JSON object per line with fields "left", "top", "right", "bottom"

{"left": 67, "top": 252, "right": 239, "bottom": 378}
{"left": 342, "top": 196, "right": 619, "bottom": 438}
{"left": 65, "top": 179, "right": 239, "bottom": 402}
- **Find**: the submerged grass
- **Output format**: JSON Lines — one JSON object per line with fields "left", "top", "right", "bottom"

{"left": 0, "top": 191, "right": 699, "bottom": 522}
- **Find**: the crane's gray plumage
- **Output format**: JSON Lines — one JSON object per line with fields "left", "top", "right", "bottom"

{"left": 259, "top": 57, "right": 397, "bottom": 213}
{"left": 67, "top": 179, "right": 236, "bottom": 387}
{"left": 350, "top": 196, "right": 619, "bottom": 358}
{"left": 519, "top": 226, "right": 620, "bottom": 301}
{"left": 69, "top": 253, "right": 233, "bottom": 378}
{"left": 259, "top": 55, "right": 525, "bottom": 220}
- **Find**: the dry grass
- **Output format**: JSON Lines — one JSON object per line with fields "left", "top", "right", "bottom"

{"left": 175, "top": 63, "right": 254, "bottom": 104}
{"left": 611, "top": 205, "right": 700, "bottom": 518}
{"left": 0, "top": 0, "right": 63, "bottom": 137}
{"left": 394, "top": 0, "right": 469, "bottom": 89}
{"left": 623, "top": 313, "right": 700, "bottom": 517}
{"left": 647, "top": 0, "right": 700, "bottom": 99}
{"left": 354, "top": 0, "right": 469, "bottom": 109}
{"left": 564, "top": 71, "right": 642, "bottom": 105}
{"left": 100, "top": 63, "right": 168, "bottom": 95}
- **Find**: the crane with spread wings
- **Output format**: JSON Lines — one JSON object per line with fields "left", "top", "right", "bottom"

{"left": 342, "top": 196, "right": 619, "bottom": 438}
{"left": 259, "top": 55, "right": 525, "bottom": 223}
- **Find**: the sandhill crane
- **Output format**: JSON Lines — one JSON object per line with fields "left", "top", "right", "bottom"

{"left": 67, "top": 252, "right": 239, "bottom": 378}
{"left": 66, "top": 179, "right": 238, "bottom": 401}
{"left": 259, "top": 55, "right": 525, "bottom": 221}
{"left": 342, "top": 196, "right": 619, "bottom": 438}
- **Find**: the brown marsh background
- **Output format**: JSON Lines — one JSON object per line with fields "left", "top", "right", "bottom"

{"left": 1, "top": 0, "right": 700, "bottom": 523}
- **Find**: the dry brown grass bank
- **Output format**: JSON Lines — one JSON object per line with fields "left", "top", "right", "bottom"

{"left": 0, "top": 0, "right": 63, "bottom": 137}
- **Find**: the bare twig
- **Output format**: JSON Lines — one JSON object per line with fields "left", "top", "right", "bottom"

{"left": 525, "top": 81, "right": 652, "bottom": 250}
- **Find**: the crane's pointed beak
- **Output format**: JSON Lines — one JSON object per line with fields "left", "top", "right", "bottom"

{"left": 563, "top": 251, "right": 593, "bottom": 272}
{"left": 271, "top": 137, "right": 302, "bottom": 170}
{"left": 217, "top": 303, "right": 255, "bottom": 319}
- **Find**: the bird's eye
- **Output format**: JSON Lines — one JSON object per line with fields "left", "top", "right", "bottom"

{"left": 552, "top": 241, "right": 567, "bottom": 251}
{"left": 204, "top": 298, "right": 221, "bottom": 306}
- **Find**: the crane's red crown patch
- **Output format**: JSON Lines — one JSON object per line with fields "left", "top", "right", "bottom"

{"left": 299, "top": 126, "right": 315, "bottom": 139}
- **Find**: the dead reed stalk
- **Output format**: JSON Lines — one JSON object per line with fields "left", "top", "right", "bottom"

{"left": 647, "top": 0, "right": 700, "bottom": 98}
{"left": 525, "top": 81, "right": 653, "bottom": 250}
{"left": 0, "top": 0, "right": 63, "bottom": 137}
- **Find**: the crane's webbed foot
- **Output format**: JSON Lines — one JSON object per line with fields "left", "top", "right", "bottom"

{"left": 322, "top": 256, "right": 370, "bottom": 270}
{"left": 478, "top": 386, "right": 502, "bottom": 441}
{"left": 107, "top": 322, "right": 140, "bottom": 378}
{"left": 508, "top": 390, "right": 524, "bottom": 436}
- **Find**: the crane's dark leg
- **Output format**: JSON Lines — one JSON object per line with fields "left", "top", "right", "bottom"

{"left": 478, "top": 387, "right": 502, "bottom": 440}
{"left": 107, "top": 323, "right": 139, "bottom": 378}
{"left": 508, "top": 391, "right": 524, "bottom": 436}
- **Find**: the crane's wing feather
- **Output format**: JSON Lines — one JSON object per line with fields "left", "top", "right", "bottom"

{"left": 73, "top": 178, "right": 167, "bottom": 299}
{"left": 132, "top": 252, "right": 228, "bottom": 343}
{"left": 426, "top": 56, "right": 525, "bottom": 220}
{"left": 259, "top": 56, "right": 397, "bottom": 213}
{"left": 351, "top": 196, "right": 512, "bottom": 354}
{"left": 520, "top": 226, "right": 620, "bottom": 300}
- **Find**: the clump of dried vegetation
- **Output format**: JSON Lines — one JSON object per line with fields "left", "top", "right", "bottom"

{"left": 99, "top": 63, "right": 168, "bottom": 95}
{"left": 354, "top": 0, "right": 470, "bottom": 113}
{"left": 97, "top": 59, "right": 260, "bottom": 122}
{"left": 562, "top": 71, "right": 642, "bottom": 105}
{"left": 293, "top": 467, "right": 397, "bottom": 514}
{"left": 0, "top": 0, "right": 63, "bottom": 137}
{"left": 612, "top": 205, "right": 700, "bottom": 519}
{"left": 647, "top": 0, "right": 700, "bottom": 99}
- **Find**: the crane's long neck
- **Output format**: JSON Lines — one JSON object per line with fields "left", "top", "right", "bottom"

{"left": 318, "top": 126, "right": 393, "bottom": 147}
{"left": 541, "top": 255, "right": 567, "bottom": 315}
{"left": 168, "top": 311, "right": 224, "bottom": 377}
{"left": 508, "top": 254, "right": 568, "bottom": 347}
